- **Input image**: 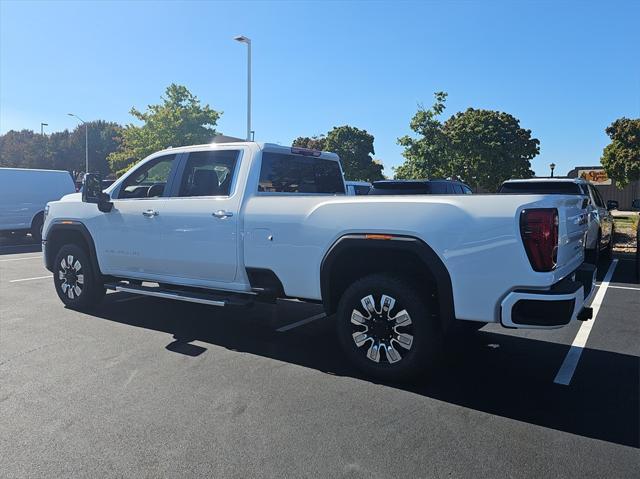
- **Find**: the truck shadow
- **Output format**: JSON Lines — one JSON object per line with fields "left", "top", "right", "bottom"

{"left": 0, "top": 233, "right": 42, "bottom": 255}
{"left": 90, "top": 295, "right": 639, "bottom": 449}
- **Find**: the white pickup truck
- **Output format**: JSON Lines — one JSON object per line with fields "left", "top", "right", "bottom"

{"left": 42, "top": 140, "right": 595, "bottom": 379}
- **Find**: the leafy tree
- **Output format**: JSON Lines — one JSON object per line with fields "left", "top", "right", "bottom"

{"left": 396, "top": 92, "right": 539, "bottom": 191}
{"left": 293, "top": 126, "right": 384, "bottom": 181}
{"left": 0, "top": 121, "right": 121, "bottom": 178}
{"left": 108, "top": 84, "right": 222, "bottom": 176}
{"left": 444, "top": 109, "right": 538, "bottom": 192}
{"left": 395, "top": 92, "right": 452, "bottom": 180}
{"left": 600, "top": 117, "right": 640, "bottom": 188}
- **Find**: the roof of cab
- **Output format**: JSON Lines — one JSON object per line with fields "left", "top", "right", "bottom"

{"left": 147, "top": 139, "right": 340, "bottom": 161}
{"left": 503, "top": 177, "right": 589, "bottom": 184}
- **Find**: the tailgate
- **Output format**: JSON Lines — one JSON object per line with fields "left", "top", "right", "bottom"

{"left": 555, "top": 196, "right": 589, "bottom": 268}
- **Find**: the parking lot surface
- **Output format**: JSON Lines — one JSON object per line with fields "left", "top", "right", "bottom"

{"left": 1, "top": 236, "right": 638, "bottom": 478}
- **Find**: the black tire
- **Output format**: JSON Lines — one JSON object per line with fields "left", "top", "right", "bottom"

{"left": 53, "top": 244, "right": 105, "bottom": 310}
{"left": 603, "top": 226, "right": 614, "bottom": 260}
{"left": 585, "top": 231, "right": 601, "bottom": 265}
{"left": 30, "top": 213, "right": 44, "bottom": 243}
{"left": 336, "top": 274, "right": 441, "bottom": 381}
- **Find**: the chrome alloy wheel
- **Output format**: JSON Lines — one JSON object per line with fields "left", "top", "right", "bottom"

{"left": 58, "top": 254, "right": 84, "bottom": 300}
{"left": 350, "top": 294, "right": 414, "bottom": 364}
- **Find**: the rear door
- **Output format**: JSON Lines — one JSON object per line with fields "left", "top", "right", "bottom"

{"left": 589, "top": 185, "right": 613, "bottom": 247}
{"left": 152, "top": 148, "right": 243, "bottom": 284}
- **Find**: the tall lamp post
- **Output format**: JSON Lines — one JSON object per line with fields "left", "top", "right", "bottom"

{"left": 40, "top": 123, "right": 48, "bottom": 164}
{"left": 550, "top": 162, "right": 556, "bottom": 178}
{"left": 68, "top": 113, "right": 89, "bottom": 174}
{"left": 234, "top": 35, "right": 252, "bottom": 141}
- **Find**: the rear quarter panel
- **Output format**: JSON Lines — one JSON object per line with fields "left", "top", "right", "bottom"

{"left": 243, "top": 194, "right": 586, "bottom": 323}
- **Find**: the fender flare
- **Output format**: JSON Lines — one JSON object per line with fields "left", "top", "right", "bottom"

{"left": 320, "top": 234, "right": 456, "bottom": 325}
{"left": 45, "top": 221, "right": 102, "bottom": 279}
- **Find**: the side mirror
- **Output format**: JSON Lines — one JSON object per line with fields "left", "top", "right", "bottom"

{"left": 82, "top": 173, "right": 113, "bottom": 212}
{"left": 606, "top": 200, "right": 618, "bottom": 211}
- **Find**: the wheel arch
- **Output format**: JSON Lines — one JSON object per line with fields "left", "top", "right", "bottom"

{"left": 45, "top": 222, "right": 102, "bottom": 280}
{"left": 320, "top": 234, "right": 456, "bottom": 329}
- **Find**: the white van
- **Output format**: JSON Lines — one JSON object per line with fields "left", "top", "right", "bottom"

{"left": 0, "top": 168, "right": 76, "bottom": 241}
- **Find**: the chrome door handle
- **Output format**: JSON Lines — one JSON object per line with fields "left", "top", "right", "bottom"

{"left": 212, "top": 210, "right": 233, "bottom": 218}
{"left": 142, "top": 209, "right": 159, "bottom": 217}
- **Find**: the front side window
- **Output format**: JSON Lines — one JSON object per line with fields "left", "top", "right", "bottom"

{"left": 118, "top": 154, "right": 177, "bottom": 199}
{"left": 429, "top": 182, "right": 448, "bottom": 194}
{"left": 258, "top": 152, "right": 345, "bottom": 194}
{"left": 178, "top": 150, "right": 239, "bottom": 197}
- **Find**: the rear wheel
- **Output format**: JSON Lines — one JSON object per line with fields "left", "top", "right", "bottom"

{"left": 30, "top": 213, "right": 44, "bottom": 243}
{"left": 585, "top": 231, "right": 601, "bottom": 265}
{"left": 603, "top": 226, "right": 614, "bottom": 260}
{"left": 336, "top": 274, "right": 441, "bottom": 381}
{"left": 53, "top": 244, "right": 105, "bottom": 310}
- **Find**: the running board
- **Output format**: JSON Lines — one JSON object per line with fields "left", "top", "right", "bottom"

{"left": 107, "top": 283, "right": 227, "bottom": 307}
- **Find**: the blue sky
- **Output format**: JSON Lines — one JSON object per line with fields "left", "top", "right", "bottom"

{"left": 1, "top": 0, "right": 638, "bottom": 177}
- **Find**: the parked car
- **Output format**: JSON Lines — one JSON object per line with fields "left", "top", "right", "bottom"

{"left": 42, "top": 142, "right": 593, "bottom": 380}
{"left": 499, "top": 178, "right": 615, "bottom": 264}
{"left": 345, "top": 181, "right": 372, "bottom": 196}
{"left": 369, "top": 179, "right": 473, "bottom": 195}
{"left": 0, "top": 167, "right": 76, "bottom": 241}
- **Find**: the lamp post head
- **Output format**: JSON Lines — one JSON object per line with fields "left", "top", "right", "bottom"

{"left": 234, "top": 35, "right": 251, "bottom": 44}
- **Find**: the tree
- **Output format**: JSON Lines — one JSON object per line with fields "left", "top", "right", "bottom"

{"left": 396, "top": 92, "right": 540, "bottom": 191}
{"left": 600, "top": 117, "right": 640, "bottom": 188}
{"left": 108, "top": 84, "right": 222, "bottom": 175}
{"left": 444, "top": 109, "right": 539, "bottom": 192}
{"left": 293, "top": 126, "right": 384, "bottom": 181}
{"left": 0, "top": 121, "right": 122, "bottom": 178}
{"left": 395, "top": 92, "right": 452, "bottom": 180}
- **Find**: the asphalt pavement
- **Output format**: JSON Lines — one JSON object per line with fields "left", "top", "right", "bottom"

{"left": 1, "top": 234, "right": 638, "bottom": 478}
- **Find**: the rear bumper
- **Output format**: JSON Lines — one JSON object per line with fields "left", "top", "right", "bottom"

{"left": 501, "top": 263, "right": 597, "bottom": 329}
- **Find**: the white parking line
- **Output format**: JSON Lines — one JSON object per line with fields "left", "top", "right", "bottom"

{"left": 277, "top": 312, "right": 327, "bottom": 332}
{"left": 0, "top": 255, "right": 42, "bottom": 262}
{"left": 553, "top": 259, "right": 618, "bottom": 386}
{"left": 9, "top": 275, "right": 52, "bottom": 283}
{"left": 606, "top": 285, "right": 640, "bottom": 291}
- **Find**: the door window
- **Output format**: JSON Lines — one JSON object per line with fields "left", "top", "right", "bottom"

{"left": 589, "top": 185, "right": 604, "bottom": 207}
{"left": 118, "top": 154, "right": 177, "bottom": 199}
{"left": 177, "top": 150, "right": 240, "bottom": 197}
{"left": 258, "top": 152, "right": 345, "bottom": 194}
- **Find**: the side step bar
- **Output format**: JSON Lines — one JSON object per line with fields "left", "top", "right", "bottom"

{"left": 106, "top": 282, "right": 229, "bottom": 307}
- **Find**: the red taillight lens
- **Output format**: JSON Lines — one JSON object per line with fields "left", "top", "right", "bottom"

{"left": 520, "top": 208, "right": 558, "bottom": 272}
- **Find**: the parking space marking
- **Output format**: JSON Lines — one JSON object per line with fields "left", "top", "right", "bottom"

{"left": 606, "top": 285, "right": 640, "bottom": 291}
{"left": 0, "top": 255, "right": 42, "bottom": 262}
{"left": 9, "top": 275, "right": 52, "bottom": 283}
{"left": 553, "top": 259, "right": 618, "bottom": 386}
{"left": 276, "top": 312, "right": 327, "bottom": 332}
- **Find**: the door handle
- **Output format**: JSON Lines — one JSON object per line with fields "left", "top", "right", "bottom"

{"left": 142, "top": 209, "right": 159, "bottom": 217}
{"left": 212, "top": 210, "right": 233, "bottom": 219}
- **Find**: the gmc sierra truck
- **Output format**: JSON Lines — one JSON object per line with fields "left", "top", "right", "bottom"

{"left": 42, "top": 140, "right": 595, "bottom": 379}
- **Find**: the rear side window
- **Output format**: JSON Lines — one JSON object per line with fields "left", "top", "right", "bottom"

{"left": 590, "top": 185, "right": 605, "bottom": 207}
{"left": 499, "top": 182, "right": 582, "bottom": 194}
{"left": 258, "top": 153, "right": 345, "bottom": 194}
{"left": 354, "top": 185, "right": 371, "bottom": 195}
{"left": 429, "top": 182, "right": 448, "bottom": 194}
{"left": 178, "top": 150, "right": 239, "bottom": 197}
{"left": 462, "top": 185, "right": 473, "bottom": 194}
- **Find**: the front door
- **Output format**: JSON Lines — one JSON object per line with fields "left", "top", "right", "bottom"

{"left": 94, "top": 153, "right": 180, "bottom": 276}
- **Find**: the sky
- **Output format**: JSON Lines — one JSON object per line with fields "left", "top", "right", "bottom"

{"left": 1, "top": 0, "right": 638, "bottom": 177}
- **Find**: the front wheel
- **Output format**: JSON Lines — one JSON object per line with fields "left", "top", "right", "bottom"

{"left": 336, "top": 274, "right": 441, "bottom": 381}
{"left": 53, "top": 244, "right": 105, "bottom": 310}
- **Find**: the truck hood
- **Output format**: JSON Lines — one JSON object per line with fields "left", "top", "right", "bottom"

{"left": 59, "top": 192, "right": 82, "bottom": 202}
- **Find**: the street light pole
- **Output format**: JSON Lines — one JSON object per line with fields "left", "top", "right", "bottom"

{"left": 41, "top": 123, "right": 48, "bottom": 164}
{"left": 234, "top": 35, "right": 252, "bottom": 141}
{"left": 68, "top": 113, "right": 89, "bottom": 173}
{"left": 550, "top": 162, "right": 556, "bottom": 178}
{"left": 40, "top": 122, "right": 48, "bottom": 136}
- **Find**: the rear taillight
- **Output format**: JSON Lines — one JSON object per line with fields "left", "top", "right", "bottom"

{"left": 520, "top": 208, "right": 558, "bottom": 272}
